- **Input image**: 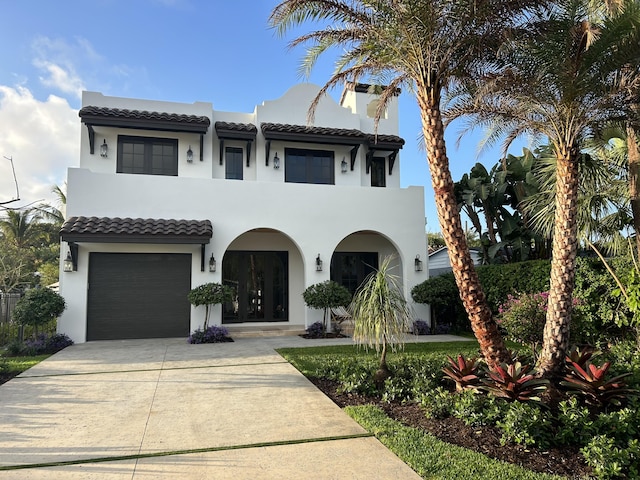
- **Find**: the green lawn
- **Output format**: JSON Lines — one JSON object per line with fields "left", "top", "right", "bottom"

{"left": 0, "top": 354, "right": 49, "bottom": 382}
{"left": 277, "top": 342, "right": 568, "bottom": 480}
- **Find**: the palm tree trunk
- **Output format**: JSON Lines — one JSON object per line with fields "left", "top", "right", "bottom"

{"left": 417, "top": 91, "right": 508, "bottom": 370}
{"left": 538, "top": 149, "right": 580, "bottom": 376}
{"left": 627, "top": 127, "right": 640, "bottom": 259}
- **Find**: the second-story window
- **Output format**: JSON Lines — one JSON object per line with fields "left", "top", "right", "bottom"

{"left": 117, "top": 136, "right": 178, "bottom": 176}
{"left": 370, "top": 157, "right": 386, "bottom": 187}
{"left": 225, "top": 147, "right": 243, "bottom": 180}
{"left": 285, "top": 148, "right": 334, "bottom": 185}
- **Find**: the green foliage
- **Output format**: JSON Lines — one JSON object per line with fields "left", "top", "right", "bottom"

{"left": 187, "top": 282, "right": 233, "bottom": 329}
{"left": 581, "top": 435, "right": 640, "bottom": 480}
{"left": 496, "top": 402, "right": 554, "bottom": 449}
{"left": 573, "top": 257, "right": 633, "bottom": 344}
{"left": 280, "top": 340, "right": 640, "bottom": 478}
{"left": 412, "top": 260, "right": 551, "bottom": 330}
{"left": 12, "top": 288, "right": 65, "bottom": 327}
{"left": 345, "top": 405, "right": 565, "bottom": 480}
{"left": 605, "top": 341, "right": 640, "bottom": 388}
{"left": 351, "top": 255, "right": 412, "bottom": 369}
{"left": 442, "top": 354, "right": 481, "bottom": 392}
{"left": 498, "top": 292, "right": 548, "bottom": 357}
{"left": 555, "top": 397, "right": 595, "bottom": 446}
{"left": 419, "top": 386, "right": 455, "bottom": 419}
{"left": 450, "top": 389, "right": 506, "bottom": 427}
{"left": 302, "top": 280, "right": 351, "bottom": 331}
{"left": 481, "top": 362, "right": 549, "bottom": 403}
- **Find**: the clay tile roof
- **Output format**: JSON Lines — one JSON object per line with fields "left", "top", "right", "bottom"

{"left": 214, "top": 121, "right": 257, "bottom": 140}
{"left": 366, "top": 133, "right": 405, "bottom": 149}
{"left": 60, "top": 217, "right": 212, "bottom": 244}
{"left": 260, "top": 123, "right": 367, "bottom": 146}
{"left": 261, "top": 123, "right": 365, "bottom": 139}
{"left": 79, "top": 106, "right": 210, "bottom": 133}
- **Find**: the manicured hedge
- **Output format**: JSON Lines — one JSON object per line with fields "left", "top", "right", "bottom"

{"left": 411, "top": 256, "right": 635, "bottom": 342}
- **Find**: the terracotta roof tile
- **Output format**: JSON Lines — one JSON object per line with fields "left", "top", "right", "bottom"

{"left": 366, "top": 133, "right": 405, "bottom": 147}
{"left": 79, "top": 106, "right": 211, "bottom": 126}
{"left": 214, "top": 121, "right": 257, "bottom": 133}
{"left": 261, "top": 123, "right": 365, "bottom": 139}
{"left": 60, "top": 217, "right": 212, "bottom": 244}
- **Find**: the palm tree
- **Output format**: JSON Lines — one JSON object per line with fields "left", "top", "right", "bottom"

{"left": 523, "top": 143, "right": 630, "bottom": 256}
{"left": 0, "top": 209, "right": 42, "bottom": 249}
{"left": 269, "top": 0, "right": 546, "bottom": 368}
{"left": 350, "top": 255, "right": 412, "bottom": 383}
{"left": 449, "top": 0, "right": 640, "bottom": 375}
{"left": 36, "top": 184, "right": 66, "bottom": 227}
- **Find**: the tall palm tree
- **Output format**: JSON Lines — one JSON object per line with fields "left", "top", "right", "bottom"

{"left": 269, "top": 0, "right": 544, "bottom": 368}
{"left": 449, "top": 0, "right": 640, "bottom": 375}
{"left": 523, "top": 143, "right": 630, "bottom": 255}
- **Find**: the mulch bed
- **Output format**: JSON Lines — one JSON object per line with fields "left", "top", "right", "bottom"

{"left": 310, "top": 377, "right": 592, "bottom": 479}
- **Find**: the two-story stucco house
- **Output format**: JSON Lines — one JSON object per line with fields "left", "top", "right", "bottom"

{"left": 57, "top": 83, "right": 429, "bottom": 343}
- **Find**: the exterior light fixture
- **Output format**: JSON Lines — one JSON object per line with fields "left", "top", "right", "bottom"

{"left": 316, "top": 254, "right": 323, "bottom": 272}
{"left": 209, "top": 254, "right": 216, "bottom": 273}
{"left": 273, "top": 152, "right": 280, "bottom": 169}
{"left": 100, "top": 139, "right": 108, "bottom": 158}
{"left": 63, "top": 252, "right": 74, "bottom": 272}
{"left": 187, "top": 145, "right": 194, "bottom": 163}
{"left": 414, "top": 255, "right": 423, "bottom": 272}
{"left": 341, "top": 157, "right": 348, "bottom": 173}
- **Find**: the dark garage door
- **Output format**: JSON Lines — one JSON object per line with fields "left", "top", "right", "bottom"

{"left": 87, "top": 253, "right": 191, "bottom": 341}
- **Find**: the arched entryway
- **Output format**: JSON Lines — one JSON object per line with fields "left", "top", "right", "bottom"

{"left": 221, "top": 229, "right": 303, "bottom": 325}
{"left": 330, "top": 231, "right": 402, "bottom": 295}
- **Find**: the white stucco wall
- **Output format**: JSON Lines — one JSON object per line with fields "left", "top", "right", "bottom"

{"left": 60, "top": 84, "right": 429, "bottom": 342}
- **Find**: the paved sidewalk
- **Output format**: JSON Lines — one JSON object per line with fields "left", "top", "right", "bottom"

{"left": 0, "top": 334, "right": 468, "bottom": 479}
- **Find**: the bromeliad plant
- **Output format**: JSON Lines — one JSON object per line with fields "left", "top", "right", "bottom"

{"left": 481, "top": 361, "right": 549, "bottom": 403}
{"left": 561, "top": 359, "right": 636, "bottom": 408}
{"left": 442, "top": 354, "right": 481, "bottom": 392}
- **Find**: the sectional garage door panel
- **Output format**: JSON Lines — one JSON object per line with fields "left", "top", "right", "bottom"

{"left": 87, "top": 253, "right": 191, "bottom": 341}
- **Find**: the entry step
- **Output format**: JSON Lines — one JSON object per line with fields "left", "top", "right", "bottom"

{"left": 225, "top": 325, "right": 306, "bottom": 338}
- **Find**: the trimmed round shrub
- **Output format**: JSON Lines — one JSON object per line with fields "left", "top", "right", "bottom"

{"left": 12, "top": 288, "right": 66, "bottom": 328}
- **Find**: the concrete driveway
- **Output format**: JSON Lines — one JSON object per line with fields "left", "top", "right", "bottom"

{"left": 0, "top": 335, "right": 460, "bottom": 479}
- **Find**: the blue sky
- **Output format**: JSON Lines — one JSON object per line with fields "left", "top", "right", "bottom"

{"left": 0, "top": 0, "right": 523, "bottom": 233}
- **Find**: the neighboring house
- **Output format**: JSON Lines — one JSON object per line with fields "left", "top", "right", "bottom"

{"left": 58, "top": 83, "right": 429, "bottom": 343}
{"left": 428, "top": 247, "right": 483, "bottom": 278}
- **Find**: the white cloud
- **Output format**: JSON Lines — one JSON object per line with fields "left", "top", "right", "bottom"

{"left": 0, "top": 85, "right": 79, "bottom": 209}
{"left": 34, "top": 60, "right": 85, "bottom": 99}
{"left": 31, "top": 36, "right": 90, "bottom": 100}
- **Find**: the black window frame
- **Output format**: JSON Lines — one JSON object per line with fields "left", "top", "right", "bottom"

{"left": 117, "top": 135, "right": 178, "bottom": 176}
{"left": 370, "top": 156, "right": 386, "bottom": 187}
{"left": 225, "top": 146, "right": 244, "bottom": 180}
{"left": 284, "top": 148, "right": 335, "bottom": 185}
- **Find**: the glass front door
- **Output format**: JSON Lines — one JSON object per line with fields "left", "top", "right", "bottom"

{"left": 222, "top": 251, "right": 288, "bottom": 323}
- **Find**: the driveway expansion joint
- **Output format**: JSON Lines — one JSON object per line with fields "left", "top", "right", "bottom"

{"left": 0, "top": 433, "right": 375, "bottom": 471}
{"left": 14, "top": 360, "right": 291, "bottom": 380}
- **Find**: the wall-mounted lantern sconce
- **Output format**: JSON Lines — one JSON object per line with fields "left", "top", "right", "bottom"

{"left": 273, "top": 152, "right": 280, "bottom": 169}
{"left": 187, "top": 145, "right": 194, "bottom": 163}
{"left": 414, "top": 255, "right": 423, "bottom": 272}
{"left": 316, "top": 254, "right": 323, "bottom": 272}
{"left": 341, "top": 157, "right": 348, "bottom": 173}
{"left": 63, "top": 252, "right": 74, "bottom": 273}
{"left": 63, "top": 243, "right": 78, "bottom": 272}
{"left": 209, "top": 254, "right": 216, "bottom": 273}
{"left": 100, "top": 139, "right": 108, "bottom": 158}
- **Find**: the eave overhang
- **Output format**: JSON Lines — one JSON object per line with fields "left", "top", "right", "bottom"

{"left": 79, "top": 106, "right": 211, "bottom": 160}
{"left": 215, "top": 122, "right": 258, "bottom": 167}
